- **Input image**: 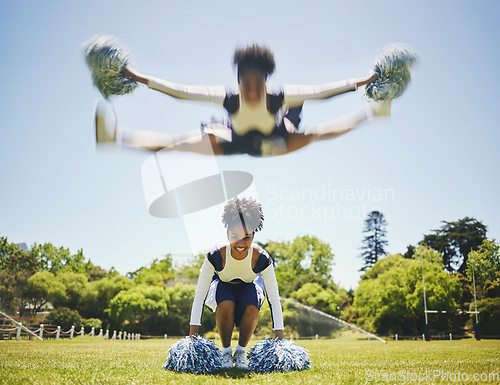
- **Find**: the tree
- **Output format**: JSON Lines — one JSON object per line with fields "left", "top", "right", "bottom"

{"left": 25, "top": 271, "right": 66, "bottom": 316}
{"left": 466, "top": 239, "right": 500, "bottom": 299}
{"left": 422, "top": 217, "right": 487, "bottom": 274}
{"left": 0, "top": 239, "right": 41, "bottom": 316}
{"left": 163, "top": 283, "right": 216, "bottom": 336}
{"left": 46, "top": 307, "right": 83, "bottom": 329}
{"left": 0, "top": 237, "right": 20, "bottom": 270}
{"left": 79, "top": 275, "right": 134, "bottom": 324}
{"left": 29, "top": 243, "right": 71, "bottom": 274}
{"left": 262, "top": 235, "right": 335, "bottom": 297}
{"left": 128, "top": 255, "right": 176, "bottom": 287}
{"left": 290, "top": 282, "right": 349, "bottom": 317}
{"left": 52, "top": 272, "right": 88, "bottom": 310}
{"left": 351, "top": 246, "right": 461, "bottom": 335}
{"left": 107, "top": 285, "right": 169, "bottom": 334}
{"left": 359, "top": 211, "right": 388, "bottom": 271}
{"left": 176, "top": 253, "right": 205, "bottom": 284}
{"left": 473, "top": 298, "right": 500, "bottom": 335}
{"left": 86, "top": 265, "right": 108, "bottom": 281}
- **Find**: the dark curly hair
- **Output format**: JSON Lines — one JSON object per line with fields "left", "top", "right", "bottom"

{"left": 222, "top": 197, "right": 264, "bottom": 234}
{"left": 233, "top": 44, "right": 276, "bottom": 80}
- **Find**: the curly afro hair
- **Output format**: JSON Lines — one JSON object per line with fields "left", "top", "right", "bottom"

{"left": 222, "top": 197, "right": 264, "bottom": 234}
{"left": 233, "top": 44, "right": 276, "bottom": 80}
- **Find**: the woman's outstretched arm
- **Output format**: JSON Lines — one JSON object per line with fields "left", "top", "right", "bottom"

{"left": 122, "top": 68, "right": 226, "bottom": 105}
{"left": 283, "top": 73, "right": 377, "bottom": 107}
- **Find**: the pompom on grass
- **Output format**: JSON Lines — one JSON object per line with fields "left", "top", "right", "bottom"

{"left": 365, "top": 43, "right": 418, "bottom": 101}
{"left": 163, "top": 336, "right": 222, "bottom": 374}
{"left": 83, "top": 35, "right": 137, "bottom": 99}
{"left": 248, "top": 338, "right": 311, "bottom": 373}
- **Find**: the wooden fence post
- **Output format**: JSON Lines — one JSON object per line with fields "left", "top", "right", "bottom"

{"left": 16, "top": 323, "right": 22, "bottom": 341}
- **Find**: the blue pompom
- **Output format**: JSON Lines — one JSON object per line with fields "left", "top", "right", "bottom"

{"left": 163, "top": 336, "right": 222, "bottom": 374}
{"left": 248, "top": 338, "right": 311, "bottom": 373}
{"left": 83, "top": 35, "right": 138, "bottom": 99}
{"left": 365, "top": 44, "right": 418, "bottom": 101}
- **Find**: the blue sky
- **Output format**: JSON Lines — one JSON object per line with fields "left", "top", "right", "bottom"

{"left": 1, "top": 0, "right": 499, "bottom": 289}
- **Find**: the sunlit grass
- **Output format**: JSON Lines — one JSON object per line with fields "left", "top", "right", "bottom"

{"left": 0, "top": 337, "right": 499, "bottom": 384}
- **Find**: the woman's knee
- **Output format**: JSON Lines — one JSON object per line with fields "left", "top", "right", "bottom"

{"left": 217, "top": 300, "right": 235, "bottom": 316}
{"left": 243, "top": 304, "right": 259, "bottom": 318}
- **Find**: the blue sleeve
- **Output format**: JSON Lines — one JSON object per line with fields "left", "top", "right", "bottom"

{"left": 207, "top": 246, "right": 224, "bottom": 271}
{"left": 267, "top": 92, "right": 285, "bottom": 114}
{"left": 223, "top": 92, "right": 239, "bottom": 114}
{"left": 253, "top": 250, "right": 273, "bottom": 273}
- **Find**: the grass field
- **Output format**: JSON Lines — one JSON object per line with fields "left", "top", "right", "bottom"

{"left": 1, "top": 337, "right": 499, "bottom": 384}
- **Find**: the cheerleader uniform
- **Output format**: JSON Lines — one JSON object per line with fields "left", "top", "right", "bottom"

{"left": 190, "top": 243, "right": 284, "bottom": 330}
{"left": 146, "top": 76, "right": 358, "bottom": 156}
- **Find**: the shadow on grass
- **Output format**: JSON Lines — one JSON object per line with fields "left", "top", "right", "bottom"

{"left": 208, "top": 368, "right": 253, "bottom": 379}
{"left": 164, "top": 368, "right": 254, "bottom": 379}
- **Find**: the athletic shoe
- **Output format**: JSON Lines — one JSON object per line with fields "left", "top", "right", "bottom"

{"left": 370, "top": 99, "right": 391, "bottom": 117}
{"left": 233, "top": 350, "right": 248, "bottom": 370}
{"left": 221, "top": 351, "right": 234, "bottom": 369}
{"left": 95, "top": 100, "right": 117, "bottom": 143}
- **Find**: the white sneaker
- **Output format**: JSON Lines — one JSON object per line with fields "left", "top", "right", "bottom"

{"left": 370, "top": 99, "right": 392, "bottom": 117}
{"left": 221, "top": 351, "right": 234, "bottom": 369}
{"left": 233, "top": 350, "right": 248, "bottom": 370}
{"left": 95, "top": 100, "right": 117, "bottom": 143}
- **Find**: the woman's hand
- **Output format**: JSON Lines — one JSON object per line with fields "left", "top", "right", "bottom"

{"left": 122, "top": 67, "right": 149, "bottom": 85}
{"left": 356, "top": 73, "right": 378, "bottom": 88}
{"left": 274, "top": 329, "right": 284, "bottom": 340}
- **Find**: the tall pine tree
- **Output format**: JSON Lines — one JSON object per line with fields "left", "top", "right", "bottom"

{"left": 359, "top": 211, "right": 388, "bottom": 271}
{"left": 422, "top": 217, "right": 487, "bottom": 274}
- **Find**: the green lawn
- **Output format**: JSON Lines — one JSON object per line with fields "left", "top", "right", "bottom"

{"left": 0, "top": 337, "right": 499, "bottom": 384}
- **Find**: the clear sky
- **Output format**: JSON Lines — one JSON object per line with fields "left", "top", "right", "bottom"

{"left": 1, "top": 0, "right": 499, "bottom": 289}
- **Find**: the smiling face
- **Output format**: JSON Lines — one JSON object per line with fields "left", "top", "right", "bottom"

{"left": 238, "top": 70, "right": 266, "bottom": 106}
{"left": 227, "top": 224, "right": 254, "bottom": 258}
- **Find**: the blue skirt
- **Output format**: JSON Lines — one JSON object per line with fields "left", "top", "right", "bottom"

{"left": 201, "top": 106, "right": 302, "bottom": 156}
{"left": 204, "top": 276, "right": 265, "bottom": 326}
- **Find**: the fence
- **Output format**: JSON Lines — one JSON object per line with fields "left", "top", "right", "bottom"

{"left": 0, "top": 311, "right": 141, "bottom": 341}
{"left": 2, "top": 311, "right": 496, "bottom": 343}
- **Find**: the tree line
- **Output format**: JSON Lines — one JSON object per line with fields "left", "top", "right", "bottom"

{"left": 355, "top": 213, "right": 499, "bottom": 336}
{"left": 0, "top": 214, "right": 498, "bottom": 337}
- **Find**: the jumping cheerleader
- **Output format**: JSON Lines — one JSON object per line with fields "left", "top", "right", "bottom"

{"left": 188, "top": 197, "right": 282, "bottom": 370}
{"left": 91, "top": 42, "right": 404, "bottom": 157}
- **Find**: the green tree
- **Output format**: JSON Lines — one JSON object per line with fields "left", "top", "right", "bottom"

{"left": 176, "top": 253, "right": 205, "bottom": 284}
{"left": 0, "top": 237, "right": 20, "bottom": 270}
{"left": 29, "top": 243, "right": 71, "bottom": 274}
{"left": 359, "top": 211, "right": 388, "bottom": 271}
{"left": 422, "top": 217, "right": 487, "bottom": 274}
{"left": 162, "top": 283, "right": 217, "bottom": 336}
{"left": 46, "top": 307, "right": 83, "bottom": 330}
{"left": 128, "top": 255, "right": 176, "bottom": 287}
{"left": 79, "top": 275, "right": 134, "bottom": 324}
{"left": 290, "top": 282, "right": 349, "bottom": 317}
{"left": 263, "top": 235, "right": 335, "bottom": 297}
{"left": 466, "top": 239, "right": 500, "bottom": 299}
{"left": 83, "top": 318, "right": 102, "bottom": 332}
{"left": 86, "top": 265, "right": 108, "bottom": 281}
{"left": 351, "top": 246, "right": 461, "bottom": 335}
{"left": 25, "top": 271, "right": 66, "bottom": 316}
{"left": 0, "top": 239, "right": 41, "bottom": 316}
{"left": 474, "top": 298, "right": 500, "bottom": 335}
{"left": 52, "top": 272, "right": 88, "bottom": 310}
{"left": 107, "top": 285, "right": 169, "bottom": 334}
